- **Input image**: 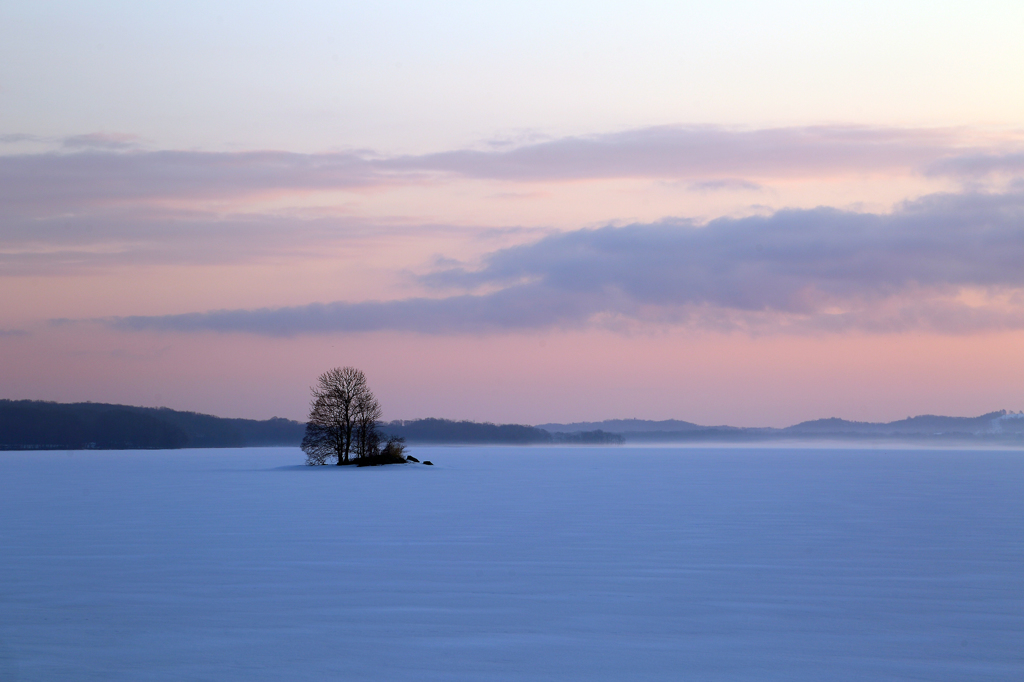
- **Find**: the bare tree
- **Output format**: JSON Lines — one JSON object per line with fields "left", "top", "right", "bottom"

{"left": 301, "top": 367, "right": 371, "bottom": 466}
{"left": 352, "top": 391, "right": 383, "bottom": 460}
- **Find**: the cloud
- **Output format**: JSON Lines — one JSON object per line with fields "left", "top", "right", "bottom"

{"left": 0, "top": 133, "right": 44, "bottom": 144}
{"left": 426, "top": 191, "right": 1024, "bottom": 304}
{"left": 687, "top": 178, "right": 764, "bottom": 193}
{"left": 61, "top": 133, "right": 144, "bottom": 151}
{"left": 5, "top": 124, "right": 1021, "bottom": 285}
{"left": 0, "top": 150, "right": 380, "bottom": 216}
{"left": 98, "top": 190, "right": 1024, "bottom": 336}
{"left": 0, "top": 328, "right": 30, "bottom": 337}
{"left": 1, "top": 125, "right": 1007, "bottom": 216}
{"left": 384, "top": 125, "right": 981, "bottom": 181}
{"left": 1, "top": 132, "right": 144, "bottom": 151}
{"left": 108, "top": 287, "right": 596, "bottom": 335}
{"left": 926, "top": 152, "right": 1024, "bottom": 179}
{"left": 0, "top": 208, "right": 439, "bottom": 275}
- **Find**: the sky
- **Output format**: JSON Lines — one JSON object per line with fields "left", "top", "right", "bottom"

{"left": 2, "top": 0, "right": 1024, "bottom": 426}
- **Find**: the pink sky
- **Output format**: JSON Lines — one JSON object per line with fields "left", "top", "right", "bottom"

{"left": 3, "top": 126, "right": 1024, "bottom": 425}
{"left": 3, "top": 3, "right": 1024, "bottom": 426}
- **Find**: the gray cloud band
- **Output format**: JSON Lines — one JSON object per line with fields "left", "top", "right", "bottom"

{"left": 101, "top": 190, "right": 1024, "bottom": 336}
{"left": 109, "top": 288, "right": 598, "bottom": 336}
{"left": 926, "top": 152, "right": 1024, "bottom": 178}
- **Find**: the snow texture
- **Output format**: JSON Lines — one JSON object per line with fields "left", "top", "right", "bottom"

{"left": 1, "top": 446, "right": 1022, "bottom": 681}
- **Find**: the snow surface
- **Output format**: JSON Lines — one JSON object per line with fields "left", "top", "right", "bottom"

{"left": 1, "top": 446, "right": 1022, "bottom": 681}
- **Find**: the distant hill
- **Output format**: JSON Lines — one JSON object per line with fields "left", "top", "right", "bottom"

{"left": 538, "top": 412, "right": 1024, "bottom": 443}
{"left": 382, "top": 418, "right": 551, "bottom": 445}
{"left": 0, "top": 401, "right": 625, "bottom": 450}
{"left": 536, "top": 418, "right": 708, "bottom": 433}
{"left": 0, "top": 400, "right": 305, "bottom": 450}
{"left": 382, "top": 419, "right": 624, "bottom": 445}
{"left": 784, "top": 412, "right": 1018, "bottom": 435}
{"left": 3, "top": 399, "right": 1020, "bottom": 450}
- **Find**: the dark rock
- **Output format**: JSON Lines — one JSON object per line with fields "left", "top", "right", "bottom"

{"left": 423, "top": 460, "right": 433, "bottom": 465}
{"left": 406, "top": 455, "right": 420, "bottom": 462}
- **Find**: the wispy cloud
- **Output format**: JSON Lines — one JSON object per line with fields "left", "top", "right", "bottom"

{"left": 107, "top": 288, "right": 595, "bottom": 335}
{"left": 2, "top": 125, "right": 1011, "bottom": 217}
{"left": 386, "top": 125, "right": 974, "bottom": 181}
{"left": 687, "top": 178, "right": 764, "bottom": 193}
{"left": 926, "top": 152, "right": 1024, "bottom": 179}
{"left": 0, "top": 209, "right": 442, "bottom": 275}
{"left": 97, "top": 190, "right": 1024, "bottom": 336}
{"left": 0, "top": 150, "right": 378, "bottom": 216}
{"left": 0, "top": 133, "right": 44, "bottom": 144}
{"left": 1, "top": 132, "right": 142, "bottom": 149}
{"left": 61, "top": 133, "right": 144, "bottom": 151}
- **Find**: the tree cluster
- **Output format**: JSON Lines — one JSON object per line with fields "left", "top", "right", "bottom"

{"left": 301, "top": 367, "right": 406, "bottom": 466}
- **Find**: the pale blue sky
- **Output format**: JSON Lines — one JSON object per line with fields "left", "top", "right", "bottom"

{"left": 3, "top": 1, "right": 1022, "bottom": 153}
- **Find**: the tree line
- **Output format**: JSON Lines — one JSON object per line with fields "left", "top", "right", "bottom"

{"left": 0, "top": 400, "right": 304, "bottom": 450}
{"left": 381, "top": 418, "right": 624, "bottom": 445}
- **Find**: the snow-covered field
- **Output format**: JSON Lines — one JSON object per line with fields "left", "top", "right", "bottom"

{"left": 1, "top": 446, "right": 1022, "bottom": 681}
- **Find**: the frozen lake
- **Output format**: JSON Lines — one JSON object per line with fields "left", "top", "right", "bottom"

{"left": 1, "top": 446, "right": 1022, "bottom": 681}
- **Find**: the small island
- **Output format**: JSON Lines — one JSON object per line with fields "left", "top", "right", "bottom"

{"left": 300, "top": 367, "right": 410, "bottom": 467}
